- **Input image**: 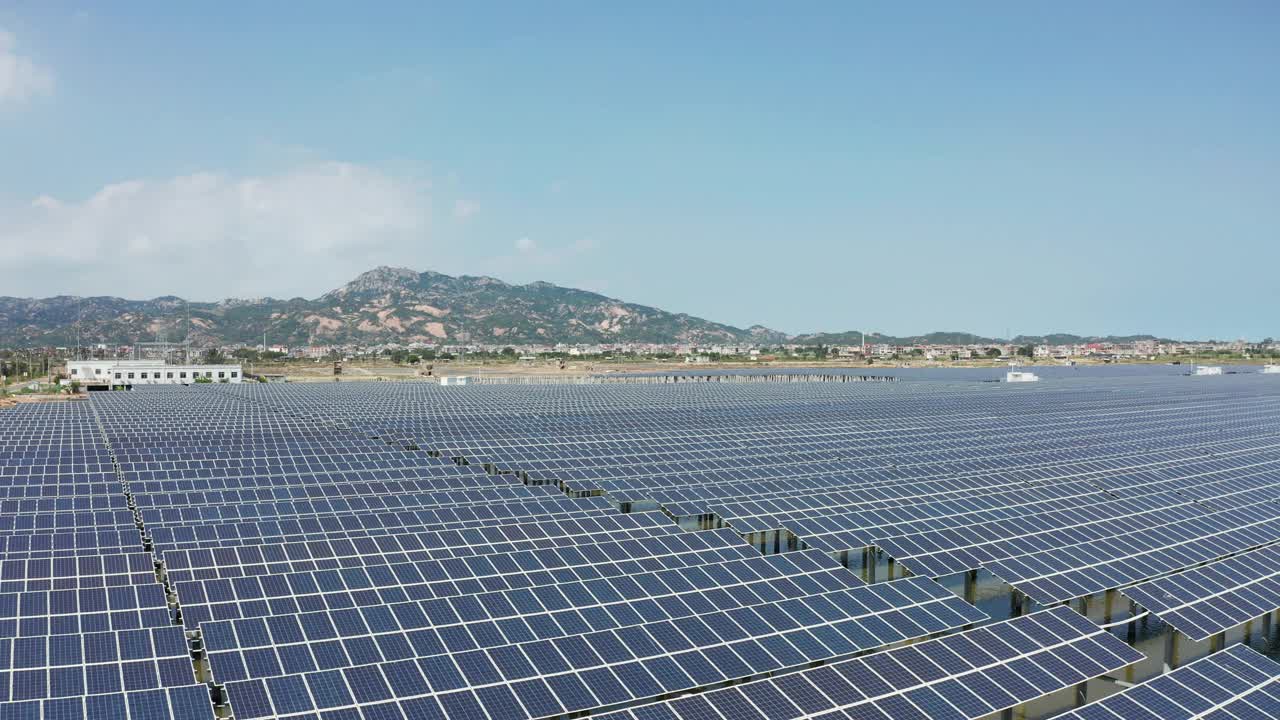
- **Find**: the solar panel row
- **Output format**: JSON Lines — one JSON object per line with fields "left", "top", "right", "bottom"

{"left": 0, "top": 401, "right": 213, "bottom": 720}
{"left": 1125, "top": 544, "right": 1280, "bottom": 642}
{"left": 1059, "top": 643, "right": 1280, "bottom": 720}
{"left": 596, "top": 607, "right": 1144, "bottom": 720}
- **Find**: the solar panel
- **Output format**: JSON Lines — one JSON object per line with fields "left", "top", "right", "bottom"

{"left": 0, "top": 626, "right": 194, "bottom": 702}
{"left": 985, "top": 503, "right": 1280, "bottom": 604}
{"left": 1057, "top": 643, "right": 1280, "bottom": 720}
{"left": 174, "top": 527, "right": 762, "bottom": 630}
{"left": 214, "top": 573, "right": 984, "bottom": 718}
{"left": 1124, "top": 544, "right": 1280, "bottom": 641}
{"left": 595, "top": 606, "right": 1143, "bottom": 720}
{"left": 0, "top": 684, "right": 215, "bottom": 720}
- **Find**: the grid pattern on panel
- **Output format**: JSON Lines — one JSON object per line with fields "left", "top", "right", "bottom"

{"left": 0, "top": 684, "right": 215, "bottom": 720}
{"left": 145, "top": 495, "right": 621, "bottom": 556}
{"left": 595, "top": 606, "right": 1143, "bottom": 720}
{"left": 216, "top": 575, "right": 985, "bottom": 719}
{"left": 1124, "top": 544, "right": 1280, "bottom": 641}
{"left": 0, "top": 552, "right": 157, "bottom": 593}
{"left": 0, "top": 626, "right": 193, "bottom": 702}
{"left": 1058, "top": 644, "right": 1280, "bottom": 720}
{"left": 175, "top": 528, "right": 758, "bottom": 630}
{"left": 985, "top": 504, "right": 1280, "bottom": 604}
{"left": 160, "top": 510, "right": 683, "bottom": 583}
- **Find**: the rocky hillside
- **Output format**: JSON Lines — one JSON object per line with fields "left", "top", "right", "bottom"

{"left": 0, "top": 267, "right": 768, "bottom": 346}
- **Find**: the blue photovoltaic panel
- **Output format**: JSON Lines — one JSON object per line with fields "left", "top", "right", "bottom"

{"left": 594, "top": 606, "right": 1143, "bottom": 720}
{"left": 214, "top": 574, "right": 986, "bottom": 718}
{"left": 1058, "top": 643, "right": 1280, "bottom": 720}
{"left": 984, "top": 503, "right": 1280, "bottom": 604}
{"left": 1124, "top": 544, "right": 1280, "bottom": 641}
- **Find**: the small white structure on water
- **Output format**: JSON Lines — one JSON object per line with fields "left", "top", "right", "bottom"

{"left": 439, "top": 376, "right": 469, "bottom": 386}
{"left": 1005, "top": 361, "right": 1039, "bottom": 383}
{"left": 1263, "top": 365, "right": 1280, "bottom": 374}
{"left": 1193, "top": 366, "right": 1223, "bottom": 376}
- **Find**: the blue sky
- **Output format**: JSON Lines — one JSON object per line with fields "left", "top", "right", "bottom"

{"left": 1, "top": 2, "right": 1277, "bottom": 339}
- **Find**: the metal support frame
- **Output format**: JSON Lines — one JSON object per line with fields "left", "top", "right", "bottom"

{"left": 1209, "top": 632, "right": 1225, "bottom": 653}
{"left": 1163, "top": 630, "right": 1179, "bottom": 673}
{"left": 961, "top": 570, "right": 979, "bottom": 630}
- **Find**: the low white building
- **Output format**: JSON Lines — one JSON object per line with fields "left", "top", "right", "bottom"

{"left": 66, "top": 360, "right": 243, "bottom": 387}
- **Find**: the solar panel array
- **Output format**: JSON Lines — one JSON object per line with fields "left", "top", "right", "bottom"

{"left": 226, "top": 377, "right": 1280, "bottom": 589}
{"left": 594, "top": 606, "right": 1144, "bottom": 720}
{"left": 1059, "top": 643, "right": 1280, "bottom": 720}
{"left": 1124, "top": 544, "right": 1280, "bottom": 642}
{"left": 0, "top": 401, "right": 215, "bottom": 719}
{"left": 1, "top": 369, "right": 1279, "bottom": 718}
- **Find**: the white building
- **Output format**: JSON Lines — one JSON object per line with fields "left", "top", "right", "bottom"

{"left": 66, "top": 360, "right": 243, "bottom": 387}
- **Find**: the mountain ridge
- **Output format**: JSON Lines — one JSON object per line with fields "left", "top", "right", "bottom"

{"left": 0, "top": 266, "right": 760, "bottom": 346}
{"left": 0, "top": 266, "right": 1198, "bottom": 347}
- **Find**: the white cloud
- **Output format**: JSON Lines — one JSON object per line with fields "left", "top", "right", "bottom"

{"left": 452, "top": 199, "right": 479, "bottom": 219}
{"left": 0, "top": 29, "right": 54, "bottom": 105}
{"left": 515, "top": 236, "right": 537, "bottom": 252}
{"left": 1, "top": 161, "right": 439, "bottom": 299}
